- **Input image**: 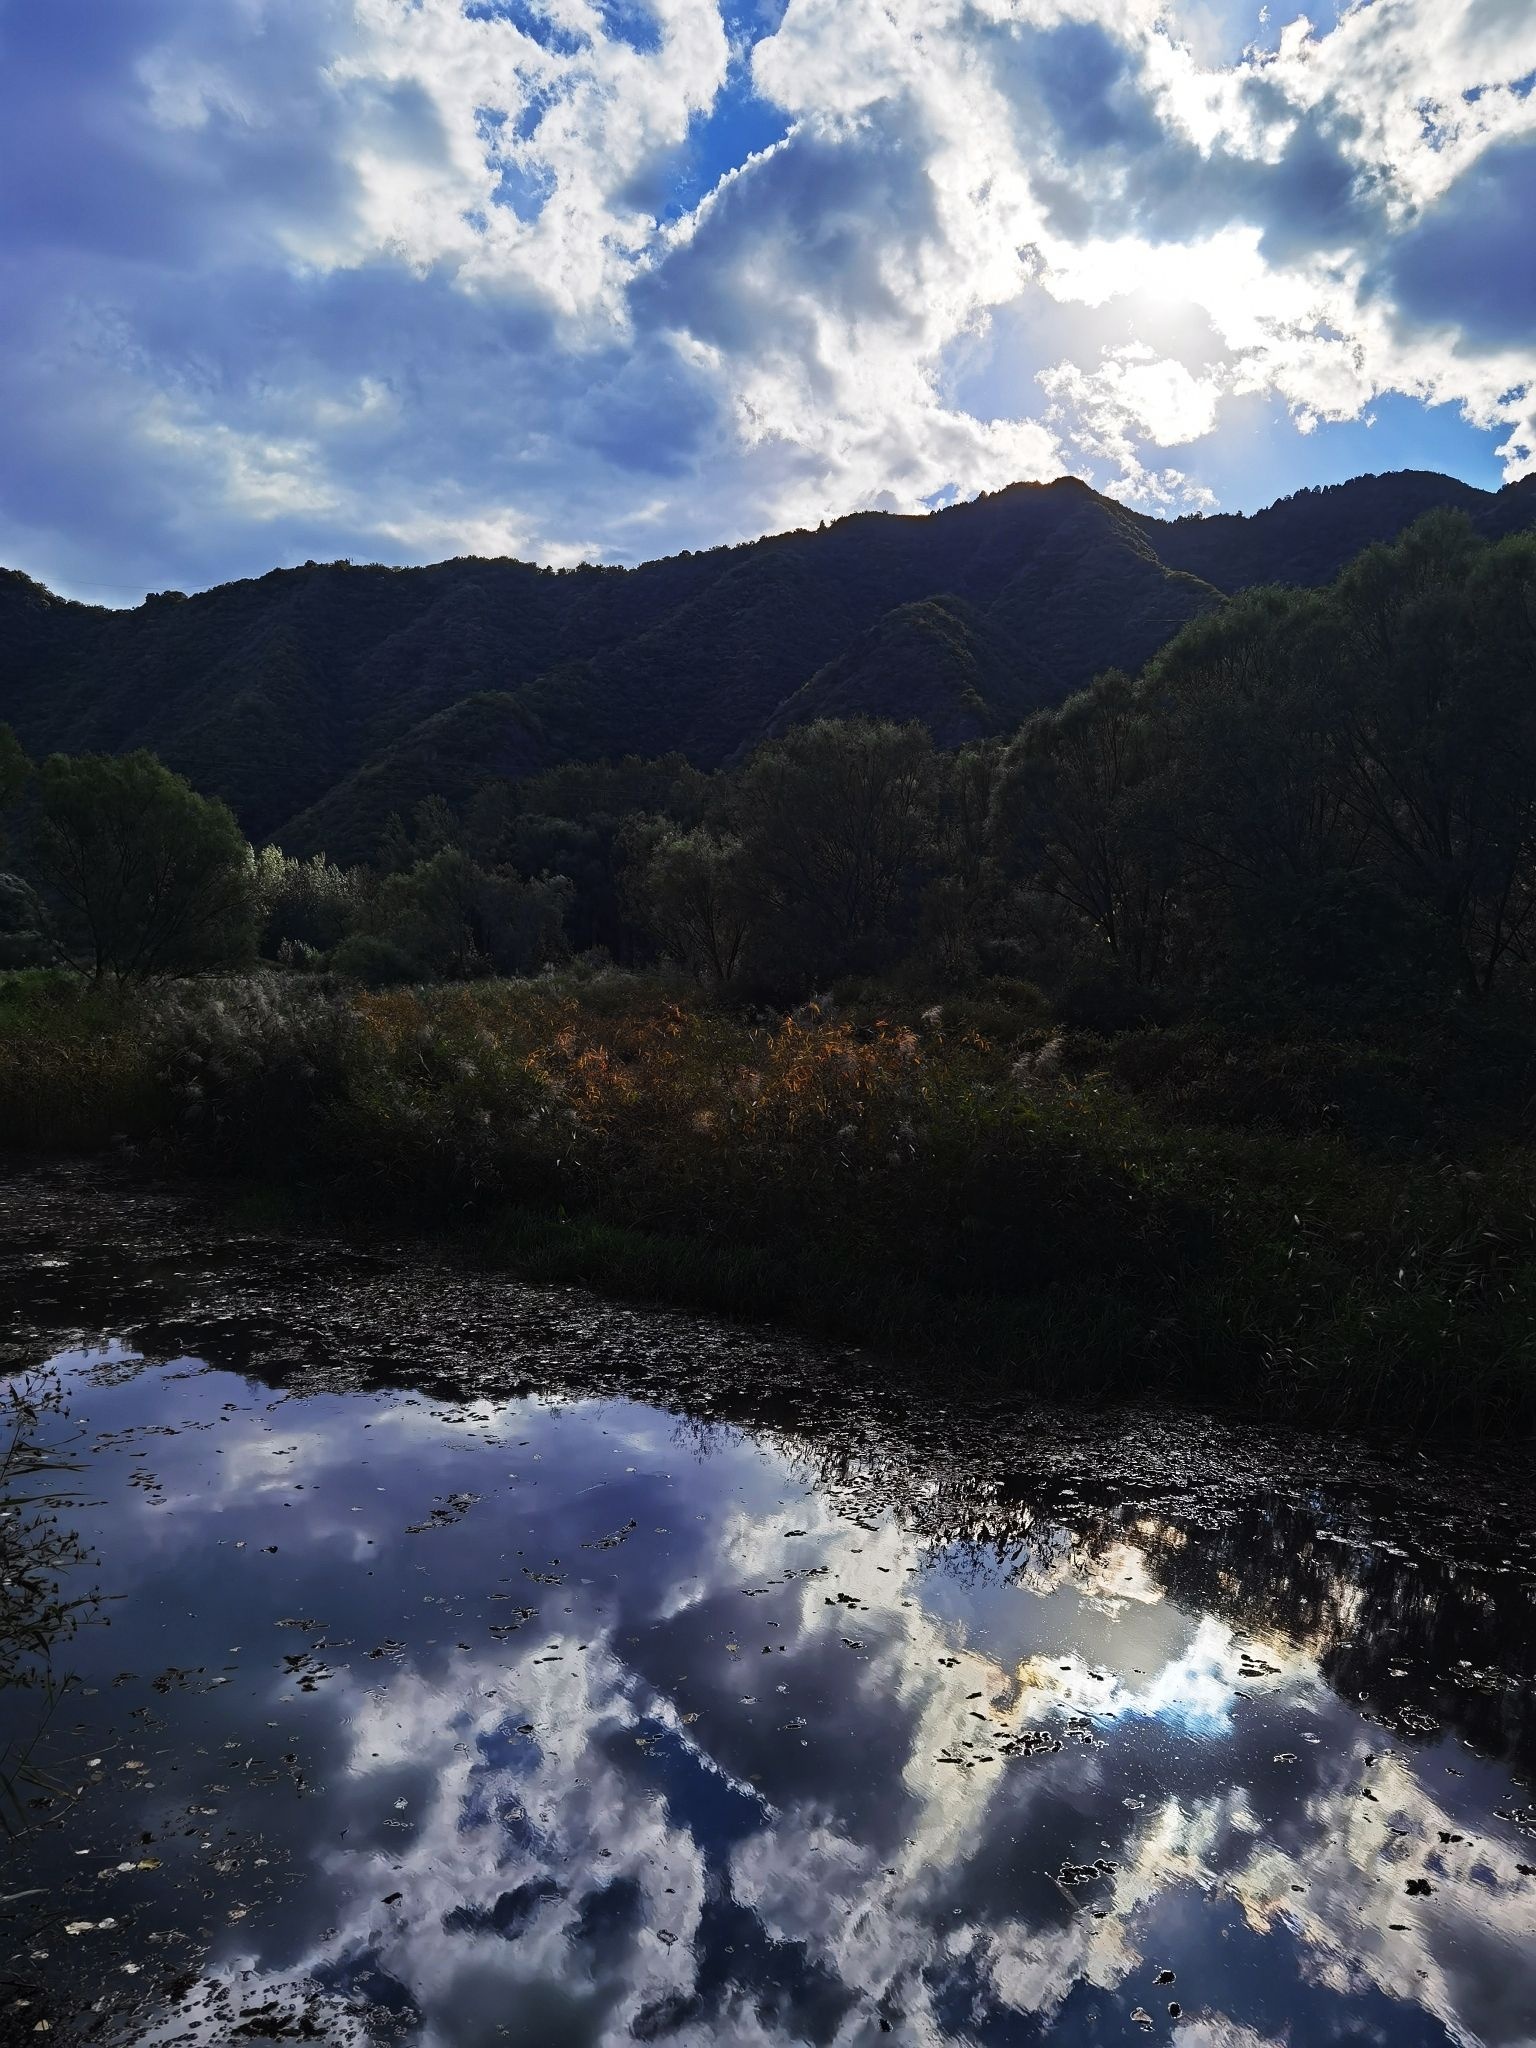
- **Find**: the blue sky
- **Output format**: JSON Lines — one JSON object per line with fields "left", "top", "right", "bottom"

{"left": 0, "top": 0, "right": 1533, "bottom": 604}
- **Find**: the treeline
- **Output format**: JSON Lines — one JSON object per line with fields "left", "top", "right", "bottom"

{"left": 295, "top": 510, "right": 1536, "bottom": 1023}
{"left": 633, "top": 509, "right": 1536, "bottom": 1013}
{"left": 3, "top": 511, "right": 1535, "bottom": 1034}
{"left": 1041, "top": 509, "right": 1536, "bottom": 1008}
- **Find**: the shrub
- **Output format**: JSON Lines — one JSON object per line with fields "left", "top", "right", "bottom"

{"left": 0, "top": 973, "right": 156, "bottom": 1148}
{"left": 331, "top": 934, "right": 422, "bottom": 988}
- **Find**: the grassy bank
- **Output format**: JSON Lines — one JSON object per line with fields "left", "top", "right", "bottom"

{"left": 2, "top": 967, "right": 1533, "bottom": 1435}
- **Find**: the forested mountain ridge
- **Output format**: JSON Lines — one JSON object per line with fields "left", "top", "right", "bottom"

{"left": 4, "top": 468, "right": 1534, "bottom": 863}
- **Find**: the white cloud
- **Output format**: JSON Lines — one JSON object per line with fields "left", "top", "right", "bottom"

{"left": 95, "top": 1375, "right": 1532, "bottom": 2048}
{"left": 1, "top": 0, "right": 1534, "bottom": 599}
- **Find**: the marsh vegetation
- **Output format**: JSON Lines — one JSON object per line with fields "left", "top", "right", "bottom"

{"left": 3, "top": 515, "right": 1535, "bottom": 1434}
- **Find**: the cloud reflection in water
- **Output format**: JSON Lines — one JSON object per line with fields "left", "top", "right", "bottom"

{"left": 3, "top": 1351, "right": 1534, "bottom": 2047}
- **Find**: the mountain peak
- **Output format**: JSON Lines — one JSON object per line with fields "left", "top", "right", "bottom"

{"left": 2, "top": 468, "right": 1529, "bottom": 863}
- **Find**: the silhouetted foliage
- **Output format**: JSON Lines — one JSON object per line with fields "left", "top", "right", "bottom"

{"left": 993, "top": 670, "right": 1178, "bottom": 987}
{"left": 722, "top": 719, "right": 940, "bottom": 985}
{"left": 0, "top": 723, "right": 26, "bottom": 817}
{"left": 626, "top": 826, "right": 755, "bottom": 987}
{"left": 363, "top": 849, "right": 571, "bottom": 981}
{"left": 992, "top": 515, "right": 1536, "bottom": 1009}
{"left": 31, "top": 751, "right": 257, "bottom": 983}
{"left": 5, "top": 473, "right": 1531, "bottom": 859}
{"left": 466, "top": 757, "right": 712, "bottom": 959}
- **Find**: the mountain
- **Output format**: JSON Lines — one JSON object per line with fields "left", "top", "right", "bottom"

{"left": 763, "top": 598, "right": 1005, "bottom": 747}
{"left": 3, "top": 470, "right": 1533, "bottom": 862}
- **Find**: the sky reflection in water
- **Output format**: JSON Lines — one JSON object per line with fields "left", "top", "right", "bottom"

{"left": 2, "top": 1344, "right": 1534, "bottom": 2047}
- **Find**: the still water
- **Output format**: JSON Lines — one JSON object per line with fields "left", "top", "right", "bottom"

{"left": 2, "top": 1182, "right": 1535, "bottom": 2045}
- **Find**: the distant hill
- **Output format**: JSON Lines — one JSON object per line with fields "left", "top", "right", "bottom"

{"left": 3, "top": 469, "right": 1533, "bottom": 862}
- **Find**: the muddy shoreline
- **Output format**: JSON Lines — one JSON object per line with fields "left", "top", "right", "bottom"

{"left": 4, "top": 1156, "right": 1532, "bottom": 1579}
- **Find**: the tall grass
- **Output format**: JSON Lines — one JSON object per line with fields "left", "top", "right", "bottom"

{"left": 2, "top": 968, "right": 1533, "bottom": 1433}
{"left": 0, "top": 971, "right": 160, "bottom": 1147}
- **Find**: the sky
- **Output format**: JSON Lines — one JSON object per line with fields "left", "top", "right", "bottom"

{"left": 0, "top": 0, "right": 1533, "bottom": 605}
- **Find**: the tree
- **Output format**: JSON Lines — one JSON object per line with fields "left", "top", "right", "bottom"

{"left": 917, "top": 744, "right": 1006, "bottom": 981}
{"left": 626, "top": 825, "right": 755, "bottom": 986}
{"left": 1328, "top": 516, "right": 1536, "bottom": 995}
{"left": 991, "top": 673, "right": 1177, "bottom": 985}
{"left": 0, "top": 725, "right": 25, "bottom": 810}
{"left": 466, "top": 755, "right": 712, "bottom": 960}
{"left": 369, "top": 849, "right": 570, "bottom": 980}
{"left": 475, "top": 868, "right": 572, "bottom": 978}
{"left": 1141, "top": 587, "right": 1378, "bottom": 990}
{"left": 728, "top": 720, "right": 939, "bottom": 984}
{"left": 255, "top": 848, "right": 368, "bottom": 962}
{"left": 991, "top": 517, "right": 1536, "bottom": 1005}
{"left": 378, "top": 796, "right": 459, "bottom": 876}
{"left": 1147, "top": 587, "right": 1352, "bottom": 896}
{"left": 33, "top": 751, "right": 258, "bottom": 982}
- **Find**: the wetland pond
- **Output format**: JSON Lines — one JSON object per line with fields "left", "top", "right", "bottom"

{"left": 1, "top": 1165, "right": 1535, "bottom": 2046}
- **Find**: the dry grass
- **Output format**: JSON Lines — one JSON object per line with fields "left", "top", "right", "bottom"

{"left": 3, "top": 968, "right": 1533, "bottom": 1434}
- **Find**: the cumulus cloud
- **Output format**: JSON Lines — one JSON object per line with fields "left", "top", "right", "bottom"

{"left": 0, "top": 0, "right": 1532, "bottom": 599}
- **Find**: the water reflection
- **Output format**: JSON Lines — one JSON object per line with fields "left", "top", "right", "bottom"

{"left": 1, "top": 1345, "right": 1533, "bottom": 2046}
{"left": 0, "top": 1368, "right": 102, "bottom": 1839}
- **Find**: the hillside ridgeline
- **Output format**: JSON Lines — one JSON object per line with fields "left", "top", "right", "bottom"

{"left": 5, "top": 469, "right": 1532, "bottom": 861}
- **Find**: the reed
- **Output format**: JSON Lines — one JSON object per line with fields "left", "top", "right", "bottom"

{"left": 3, "top": 968, "right": 1532, "bottom": 1435}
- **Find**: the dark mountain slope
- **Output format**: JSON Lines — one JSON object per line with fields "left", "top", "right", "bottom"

{"left": 1151, "top": 469, "right": 1493, "bottom": 589}
{"left": 283, "top": 692, "right": 546, "bottom": 862}
{"left": 765, "top": 599, "right": 1007, "bottom": 748}
{"left": 3, "top": 470, "right": 1532, "bottom": 857}
{"left": 979, "top": 486, "right": 1220, "bottom": 716}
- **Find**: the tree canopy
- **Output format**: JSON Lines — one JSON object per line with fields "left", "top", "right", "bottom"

{"left": 989, "top": 513, "right": 1536, "bottom": 1006}
{"left": 33, "top": 750, "right": 258, "bottom": 982}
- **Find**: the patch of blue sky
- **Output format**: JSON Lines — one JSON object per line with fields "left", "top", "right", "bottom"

{"left": 721, "top": 0, "right": 791, "bottom": 42}
{"left": 1172, "top": 0, "right": 1358, "bottom": 65}
{"left": 475, "top": 87, "right": 566, "bottom": 175}
{"left": 462, "top": 0, "right": 587, "bottom": 57}
{"left": 593, "top": 0, "right": 662, "bottom": 57}
{"left": 1473, "top": 67, "right": 1535, "bottom": 103}
{"left": 1176, "top": 391, "right": 1508, "bottom": 514}
{"left": 512, "top": 80, "right": 569, "bottom": 144}
{"left": 490, "top": 159, "right": 557, "bottom": 224}
{"left": 461, "top": 2, "right": 673, "bottom": 67}
{"left": 659, "top": 67, "right": 791, "bottom": 222}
